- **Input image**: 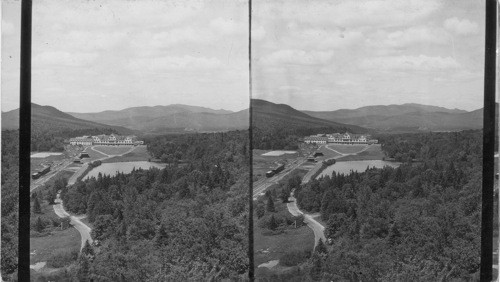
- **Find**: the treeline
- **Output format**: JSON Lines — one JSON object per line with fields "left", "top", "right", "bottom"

{"left": 294, "top": 130, "right": 482, "bottom": 280}
{"left": 252, "top": 126, "right": 357, "bottom": 150}
{"left": 31, "top": 127, "right": 122, "bottom": 152}
{"left": 61, "top": 130, "right": 249, "bottom": 280}
{"left": 1, "top": 130, "right": 19, "bottom": 280}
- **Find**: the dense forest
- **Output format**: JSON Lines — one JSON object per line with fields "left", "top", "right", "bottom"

{"left": 1, "top": 130, "right": 19, "bottom": 280}
{"left": 294, "top": 130, "right": 482, "bottom": 280}
{"left": 31, "top": 127, "right": 122, "bottom": 152}
{"left": 61, "top": 130, "right": 249, "bottom": 280}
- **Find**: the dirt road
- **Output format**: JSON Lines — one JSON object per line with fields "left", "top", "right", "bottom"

{"left": 287, "top": 193, "right": 326, "bottom": 247}
{"left": 53, "top": 193, "right": 92, "bottom": 250}
{"left": 292, "top": 144, "right": 373, "bottom": 247}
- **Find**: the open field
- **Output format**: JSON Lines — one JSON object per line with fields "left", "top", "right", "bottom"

{"left": 84, "top": 147, "right": 108, "bottom": 161}
{"left": 326, "top": 144, "right": 369, "bottom": 154}
{"left": 261, "top": 150, "right": 297, "bottom": 156}
{"left": 254, "top": 201, "right": 314, "bottom": 267}
{"left": 30, "top": 152, "right": 68, "bottom": 174}
{"left": 30, "top": 227, "right": 80, "bottom": 265}
{"left": 316, "top": 145, "right": 342, "bottom": 159}
{"left": 30, "top": 202, "right": 80, "bottom": 265}
{"left": 103, "top": 145, "right": 151, "bottom": 163}
{"left": 253, "top": 149, "right": 300, "bottom": 179}
{"left": 92, "top": 145, "right": 135, "bottom": 156}
{"left": 336, "top": 144, "right": 386, "bottom": 161}
{"left": 31, "top": 152, "right": 64, "bottom": 158}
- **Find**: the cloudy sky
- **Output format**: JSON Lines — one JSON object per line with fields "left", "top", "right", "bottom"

{"left": 252, "top": 0, "right": 487, "bottom": 111}
{"left": 2, "top": 0, "right": 249, "bottom": 113}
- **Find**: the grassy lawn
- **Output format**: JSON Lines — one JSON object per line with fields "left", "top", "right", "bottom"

{"left": 92, "top": 145, "right": 134, "bottom": 156}
{"left": 336, "top": 144, "right": 385, "bottom": 161}
{"left": 316, "top": 145, "right": 342, "bottom": 159}
{"left": 30, "top": 227, "right": 80, "bottom": 264}
{"left": 102, "top": 145, "right": 151, "bottom": 163}
{"left": 30, "top": 202, "right": 80, "bottom": 264}
{"left": 326, "top": 144, "right": 368, "bottom": 154}
{"left": 254, "top": 224, "right": 314, "bottom": 266}
{"left": 85, "top": 147, "right": 108, "bottom": 161}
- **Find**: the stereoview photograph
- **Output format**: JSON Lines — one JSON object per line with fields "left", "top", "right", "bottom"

{"left": 1, "top": 0, "right": 250, "bottom": 280}
{"left": 251, "top": 0, "right": 492, "bottom": 280}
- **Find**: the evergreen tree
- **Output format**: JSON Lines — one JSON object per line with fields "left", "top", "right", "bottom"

{"left": 256, "top": 202, "right": 265, "bottom": 218}
{"left": 81, "top": 240, "right": 95, "bottom": 261}
{"left": 35, "top": 217, "right": 45, "bottom": 232}
{"left": 155, "top": 223, "right": 169, "bottom": 246}
{"left": 280, "top": 186, "right": 290, "bottom": 203}
{"left": 268, "top": 215, "right": 278, "bottom": 231}
{"left": 266, "top": 195, "right": 275, "bottom": 212}
{"left": 76, "top": 256, "right": 91, "bottom": 282}
{"left": 315, "top": 238, "right": 327, "bottom": 254}
{"left": 46, "top": 188, "right": 57, "bottom": 205}
{"left": 33, "top": 197, "right": 42, "bottom": 214}
{"left": 309, "top": 252, "right": 322, "bottom": 281}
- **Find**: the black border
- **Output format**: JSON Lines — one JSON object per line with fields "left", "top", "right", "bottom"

{"left": 480, "top": 0, "right": 497, "bottom": 280}
{"left": 18, "top": 0, "right": 32, "bottom": 281}
{"left": 248, "top": 0, "right": 255, "bottom": 280}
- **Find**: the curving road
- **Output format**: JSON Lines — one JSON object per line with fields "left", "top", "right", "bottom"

{"left": 53, "top": 193, "right": 92, "bottom": 250}
{"left": 290, "top": 144, "right": 372, "bottom": 248}
{"left": 287, "top": 192, "right": 326, "bottom": 247}
{"left": 53, "top": 145, "right": 138, "bottom": 251}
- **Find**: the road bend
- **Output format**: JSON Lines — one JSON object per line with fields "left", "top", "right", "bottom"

{"left": 287, "top": 192, "right": 326, "bottom": 247}
{"left": 53, "top": 193, "right": 92, "bottom": 251}
{"left": 50, "top": 146, "right": 139, "bottom": 250}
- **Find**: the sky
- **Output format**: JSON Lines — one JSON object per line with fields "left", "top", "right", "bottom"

{"left": 252, "top": 0, "right": 488, "bottom": 111}
{"left": 1, "top": 0, "right": 249, "bottom": 113}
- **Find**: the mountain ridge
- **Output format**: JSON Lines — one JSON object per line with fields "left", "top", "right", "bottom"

{"left": 1, "top": 103, "right": 134, "bottom": 134}
{"left": 302, "top": 102, "right": 487, "bottom": 132}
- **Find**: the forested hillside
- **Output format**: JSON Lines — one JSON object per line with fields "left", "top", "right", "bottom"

{"left": 295, "top": 130, "right": 482, "bottom": 280}
{"left": 251, "top": 99, "right": 367, "bottom": 150}
{"left": 61, "top": 130, "right": 249, "bottom": 280}
{"left": 1, "top": 130, "right": 19, "bottom": 280}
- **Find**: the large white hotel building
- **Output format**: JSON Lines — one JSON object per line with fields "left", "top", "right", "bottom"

{"left": 304, "top": 132, "right": 377, "bottom": 145}
{"left": 69, "top": 134, "right": 144, "bottom": 146}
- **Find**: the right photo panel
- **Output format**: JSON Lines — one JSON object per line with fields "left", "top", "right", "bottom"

{"left": 251, "top": 0, "right": 487, "bottom": 280}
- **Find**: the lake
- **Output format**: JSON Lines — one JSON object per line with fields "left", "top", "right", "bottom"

{"left": 318, "top": 160, "right": 401, "bottom": 178}
{"left": 85, "top": 161, "right": 166, "bottom": 179}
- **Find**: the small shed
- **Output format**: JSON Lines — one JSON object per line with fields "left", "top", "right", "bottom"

{"left": 79, "top": 152, "right": 90, "bottom": 159}
{"left": 313, "top": 152, "right": 324, "bottom": 157}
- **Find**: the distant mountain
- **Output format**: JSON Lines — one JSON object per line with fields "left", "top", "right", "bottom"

{"left": 2, "top": 103, "right": 133, "bottom": 134}
{"left": 68, "top": 104, "right": 247, "bottom": 133}
{"left": 303, "top": 103, "right": 485, "bottom": 132}
{"left": 252, "top": 99, "right": 366, "bottom": 133}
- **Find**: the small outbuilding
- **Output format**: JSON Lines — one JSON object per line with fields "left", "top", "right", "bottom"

{"left": 79, "top": 152, "right": 90, "bottom": 159}
{"left": 313, "top": 152, "right": 324, "bottom": 157}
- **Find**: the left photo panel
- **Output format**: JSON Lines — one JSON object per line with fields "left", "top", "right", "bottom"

{"left": 1, "top": 0, "right": 250, "bottom": 280}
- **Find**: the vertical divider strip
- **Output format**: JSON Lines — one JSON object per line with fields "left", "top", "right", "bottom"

{"left": 19, "top": 0, "right": 33, "bottom": 280}
{"left": 480, "top": 0, "right": 497, "bottom": 280}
